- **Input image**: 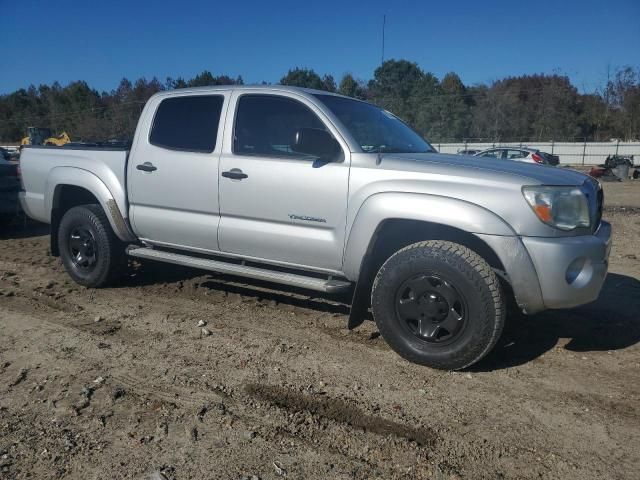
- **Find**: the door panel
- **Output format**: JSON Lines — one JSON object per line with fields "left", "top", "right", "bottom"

{"left": 218, "top": 92, "right": 350, "bottom": 271}
{"left": 128, "top": 143, "right": 221, "bottom": 250}
{"left": 128, "top": 93, "right": 229, "bottom": 251}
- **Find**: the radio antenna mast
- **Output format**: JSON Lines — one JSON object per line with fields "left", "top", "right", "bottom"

{"left": 381, "top": 14, "right": 386, "bottom": 65}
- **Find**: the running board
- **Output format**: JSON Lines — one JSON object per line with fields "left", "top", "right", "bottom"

{"left": 127, "top": 247, "right": 351, "bottom": 293}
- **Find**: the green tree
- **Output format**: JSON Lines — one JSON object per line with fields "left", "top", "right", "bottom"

{"left": 338, "top": 74, "right": 367, "bottom": 99}
{"left": 280, "top": 68, "right": 326, "bottom": 90}
{"left": 368, "top": 59, "right": 425, "bottom": 125}
{"left": 605, "top": 66, "right": 640, "bottom": 140}
{"left": 576, "top": 93, "right": 610, "bottom": 141}
{"left": 411, "top": 73, "right": 442, "bottom": 140}
{"left": 432, "top": 72, "right": 470, "bottom": 141}
{"left": 321, "top": 74, "right": 336, "bottom": 92}
{"left": 0, "top": 60, "right": 636, "bottom": 144}
{"left": 188, "top": 71, "right": 217, "bottom": 87}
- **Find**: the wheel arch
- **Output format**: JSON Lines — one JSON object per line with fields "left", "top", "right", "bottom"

{"left": 344, "top": 193, "right": 521, "bottom": 329}
{"left": 47, "top": 168, "right": 135, "bottom": 255}
{"left": 343, "top": 192, "right": 514, "bottom": 280}
{"left": 360, "top": 218, "right": 506, "bottom": 277}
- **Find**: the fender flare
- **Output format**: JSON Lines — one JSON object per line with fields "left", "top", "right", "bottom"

{"left": 342, "top": 192, "right": 515, "bottom": 280}
{"left": 46, "top": 167, "right": 136, "bottom": 242}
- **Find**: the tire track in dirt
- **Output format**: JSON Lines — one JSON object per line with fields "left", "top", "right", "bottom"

{"left": 0, "top": 298, "right": 443, "bottom": 477}
{"left": 244, "top": 382, "right": 437, "bottom": 446}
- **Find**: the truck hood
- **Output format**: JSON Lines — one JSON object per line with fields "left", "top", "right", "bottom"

{"left": 382, "top": 152, "right": 588, "bottom": 186}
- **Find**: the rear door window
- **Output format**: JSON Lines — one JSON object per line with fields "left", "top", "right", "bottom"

{"left": 149, "top": 95, "right": 224, "bottom": 153}
{"left": 478, "top": 149, "right": 502, "bottom": 158}
{"left": 506, "top": 150, "right": 527, "bottom": 159}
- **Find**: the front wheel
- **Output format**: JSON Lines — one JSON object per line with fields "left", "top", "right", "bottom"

{"left": 371, "top": 240, "right": 504, "bottom": 370}
{"left": 58, "top": 204, "right": 126, "bottom": 287}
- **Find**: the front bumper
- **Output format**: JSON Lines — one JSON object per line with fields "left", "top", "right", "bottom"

{"left": 521, "top": 221, "right": 612, "bottom": 309}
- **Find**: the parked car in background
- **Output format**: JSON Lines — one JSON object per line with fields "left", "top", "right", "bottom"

{"left": 0, "top": 155, "right": 21, "bottom": 224}
{"left": 474, "top": 147, "right": 559, "bottom": 166}
{"left": 456, "top": 148, "right": 481, "bottom": 156}
{"left": 1, "top": 147, "right": 14, "bottom": 161}
{"left": 1, "top": 146, "right": 21, "bottom": 161}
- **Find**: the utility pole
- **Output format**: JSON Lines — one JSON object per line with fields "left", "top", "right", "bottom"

{"left": 381, "top": 14, "right": 386, "bottom": 65}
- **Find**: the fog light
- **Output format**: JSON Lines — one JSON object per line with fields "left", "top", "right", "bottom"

{"left": 566, "top": 257, "right": 586, "bottom": 284}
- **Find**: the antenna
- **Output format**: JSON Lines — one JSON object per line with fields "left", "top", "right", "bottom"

{"left": 381, "top": 14, "right": 386, "bottom": 65}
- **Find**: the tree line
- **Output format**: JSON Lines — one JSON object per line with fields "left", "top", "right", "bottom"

{"left": 0, "top": 60, "right": 638, "bottom": 144}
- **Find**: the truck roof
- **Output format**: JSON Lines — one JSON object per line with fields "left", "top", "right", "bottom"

{"left": 151, "top": 84, "right": 347, "bottom": 99}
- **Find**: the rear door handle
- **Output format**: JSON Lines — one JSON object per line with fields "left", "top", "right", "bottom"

{"left": 221, "top": 168, "right": 248, "bottom": 180}
{"left": 136, "top": 162, "right": 157, "bottom": 172}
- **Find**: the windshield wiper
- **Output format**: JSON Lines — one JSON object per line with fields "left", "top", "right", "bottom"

{"left": 365, "top": 145, "right": 433, "bottom": 154}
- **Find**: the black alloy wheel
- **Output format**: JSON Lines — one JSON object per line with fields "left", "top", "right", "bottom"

{"left": 68, "top": 226, "right": 98, "bottom": 272}
{"left": 395, "top": 274, "right": 467, "bottom": 344}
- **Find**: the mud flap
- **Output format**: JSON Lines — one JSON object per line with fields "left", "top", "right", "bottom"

{"left": 50, "top": 207, "right": 60, "bottom": 256}
{"left": 348, "top": 278, "right": 371, "bottom": 330}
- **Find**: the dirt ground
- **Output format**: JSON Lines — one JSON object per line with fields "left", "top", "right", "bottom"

{"left": 1, "top": 182, "right": 639, "bottom": 480}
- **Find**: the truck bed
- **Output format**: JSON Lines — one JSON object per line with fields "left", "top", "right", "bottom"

{"left": 19, "top": 145, "right": 130, "bottom": 224}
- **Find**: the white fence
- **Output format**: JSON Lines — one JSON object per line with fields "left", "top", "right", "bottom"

{"left": 4, "top": 142, "right": 640, "bottom": 166}
{"left": 435, "top": 141, "right": 640, "bottom": 165}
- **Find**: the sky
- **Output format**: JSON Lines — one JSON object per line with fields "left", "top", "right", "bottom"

{"left": 0, "top": 0, "right": 638, "bottom": 95}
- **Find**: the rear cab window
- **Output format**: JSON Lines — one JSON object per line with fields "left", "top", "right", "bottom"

{"left": 149, "top": 95, "right": 224, "bottom": 153}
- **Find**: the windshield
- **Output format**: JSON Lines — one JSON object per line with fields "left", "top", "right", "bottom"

{"left": 314, "top": 94, "right": 434, "bottom": 154}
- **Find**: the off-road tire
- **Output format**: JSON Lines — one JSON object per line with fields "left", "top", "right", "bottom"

{"left": 371, "top": 240, "right": 504, "bottom": 370}
{"left": 58, "top": 204, "right": 126, "bottom": 287}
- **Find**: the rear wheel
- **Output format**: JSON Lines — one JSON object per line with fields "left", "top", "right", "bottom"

{"left": 371, "top": 240, "right": 504, "bottom": 370}
{"left": 58, "top": 204, "right": 126, "bottom": 287}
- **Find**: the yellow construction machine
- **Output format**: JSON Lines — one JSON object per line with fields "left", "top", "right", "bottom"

{"left": 21, "top": 127, "right": 71, "bottom": 147}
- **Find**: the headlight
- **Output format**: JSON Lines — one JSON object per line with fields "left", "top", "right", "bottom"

{"left": 522, "top": 186, "right": 590, "bottom": 231}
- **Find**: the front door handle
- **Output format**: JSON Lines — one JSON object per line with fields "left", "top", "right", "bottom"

{"left": 136, "top": 162, "right": 157, "bottom": 172}
{"left": 221, "top": 168, "right": 248, "bottom": 180}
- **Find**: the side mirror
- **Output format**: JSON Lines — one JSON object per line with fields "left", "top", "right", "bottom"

{"left": 292, "top": 128, "right": 341, "bottom": 160}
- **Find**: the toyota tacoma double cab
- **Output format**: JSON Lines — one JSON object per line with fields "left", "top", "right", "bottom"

{"left": 19, "top": 86, "right": 611, "bottom": 370}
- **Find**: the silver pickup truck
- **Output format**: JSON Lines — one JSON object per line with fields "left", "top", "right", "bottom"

{"left": 19, "top": 85, "right": 611, "bottom": 370}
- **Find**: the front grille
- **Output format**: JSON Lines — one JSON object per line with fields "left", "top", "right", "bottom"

{"left": 583, "top": 178, "right": 603, "bottom": 233}
{"left": 595, "top": 186, "right": 603, "bottom": 231}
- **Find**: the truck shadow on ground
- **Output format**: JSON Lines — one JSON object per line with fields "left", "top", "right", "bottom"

{"left": 123, "top": 259, "right": 352, "bottom": 315}
{"left": 471, "top": 272, "right": 640, "bottom": 371}
{"left": 126, "top": 261, "right": 639, "bottom": 371}
{"left": 3, "top": 222, "right": 637, "bottom": 371}
{"left": 0, "top": 218, "right": 49, "bottom": 240}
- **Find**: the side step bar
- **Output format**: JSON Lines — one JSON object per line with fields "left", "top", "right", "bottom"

{"left": 127, "top": 247, "right": 351, "bottom": 293}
